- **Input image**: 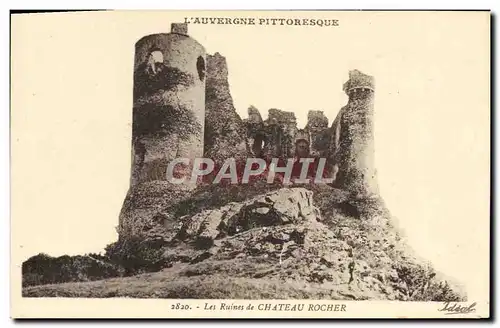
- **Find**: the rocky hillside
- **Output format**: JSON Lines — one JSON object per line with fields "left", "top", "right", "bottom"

{"left": 23, "top": 186, "right": 465, "bottom": 301}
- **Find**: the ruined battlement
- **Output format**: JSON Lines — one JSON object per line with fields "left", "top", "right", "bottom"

{"left": 170, "top": 22, "right": 189, "bottom": 36}
{"left": 343, "top": 69, "right": 375, "bottom": 94}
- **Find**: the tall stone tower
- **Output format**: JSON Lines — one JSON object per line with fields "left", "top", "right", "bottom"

{"left": 119, "top": 23, "right": 206, "bottom": 238}
{"left": 131, "top": 23, "right": 206, "bottom": 186}
{"left": 334, "top": 70, "right": 379, "bottom": 197}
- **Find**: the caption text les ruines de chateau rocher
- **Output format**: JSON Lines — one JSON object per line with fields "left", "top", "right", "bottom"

{"left": 172, "top": 302, "right": 348, "bottom": 312}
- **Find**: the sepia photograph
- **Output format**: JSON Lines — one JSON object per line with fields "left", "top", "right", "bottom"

{"left": 10, "top": 10, "right": 490, "bottom": 319}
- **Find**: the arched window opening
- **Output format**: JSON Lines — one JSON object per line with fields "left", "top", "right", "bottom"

{"left": 149, "top": 50, "right": 164, "bottom": 64}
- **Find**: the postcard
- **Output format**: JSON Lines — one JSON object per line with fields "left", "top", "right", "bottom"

{"left": 10, "top": 10, "right": 491, "bottom": 319}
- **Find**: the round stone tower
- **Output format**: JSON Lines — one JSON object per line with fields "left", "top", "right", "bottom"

{"left": 335, "top": 70, "right": 379, "bottom": 197}
{"left": 119, "top": 23, "right": 206, "bottom": 239}
{"left": 131, "top": 23, "right": 206, "bottom": 187}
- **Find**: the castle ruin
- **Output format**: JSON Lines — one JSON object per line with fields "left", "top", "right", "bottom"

{"left": 22, "top": 22, "right": 467, "bottom": 304}
{"left": 119, "top": 23, "right": 379, "bottom": 238}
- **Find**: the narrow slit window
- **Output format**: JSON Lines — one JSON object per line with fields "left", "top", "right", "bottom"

{"left": 196, "top": 56, "right": 206, "bottom": 81}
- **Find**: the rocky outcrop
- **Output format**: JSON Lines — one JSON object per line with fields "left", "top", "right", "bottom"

{"left": 157, "top": 187, "right": 465, "bottom": 301}
{"left": 118, "top": 181, "right": 193, "bottom": 239}
{"left": 24, "top": 187, "right": 466, "bottom": 301}
{"left": 168, "top": 188, "right": 321, "bottom": 247}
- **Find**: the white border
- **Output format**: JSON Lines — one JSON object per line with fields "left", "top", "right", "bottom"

{"left": 4, "top": 1, "right": 498, "bottom": 327}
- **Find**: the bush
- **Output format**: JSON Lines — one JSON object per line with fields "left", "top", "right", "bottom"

{"left": 394, "top": 262, "right": 465, "bottom": 302}
{"left": 22, "top": 253, "right": 122, "bottom": 287}
{"left": 104, "top": 237, "right": 168, "bottom": 275}
{"left": 22, "top": 236, "right": 173, "bottom": 288}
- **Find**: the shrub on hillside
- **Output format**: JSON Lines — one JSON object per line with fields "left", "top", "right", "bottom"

{"left": 104, "top": 237, "right": 168, "bottom": 275}
{"left": 393, "top": 261, "right": 465, "bottom": 302}
{"left": 22, "top": 253, "right": 122, "bottom": 287}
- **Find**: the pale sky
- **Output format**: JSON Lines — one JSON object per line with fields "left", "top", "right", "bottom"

{"left": 11, "top": 11, "right": 490, "bottom": 299}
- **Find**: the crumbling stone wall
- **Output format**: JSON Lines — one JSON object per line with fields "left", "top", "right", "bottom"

{"left": 267, "top": 108, "right": 298, "bottom": 157}
{"left": 245, "top": 106, "right": 266, "bottom": 157}
{"left": 241, "top": 71, "right": 378, "bottom": 195}
{"left": 204, "top": 53, "right": 248, "bottom": 164}
{"left": 245, "top": 108, "right": 298, "bottom": 158}
{"left": 305, "top": 110, "right": 331, "bottom": 157}
{"left": 244, "top": 109, "right": 332, "bottom": 160}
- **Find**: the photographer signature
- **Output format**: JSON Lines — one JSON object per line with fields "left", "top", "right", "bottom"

{"left": 438, "top": 302, "right": 476, "bottom": 315}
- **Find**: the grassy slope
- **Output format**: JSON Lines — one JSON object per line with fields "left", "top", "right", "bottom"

{"left": 23, "top": 264, "right": 358, "bottom": 300}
